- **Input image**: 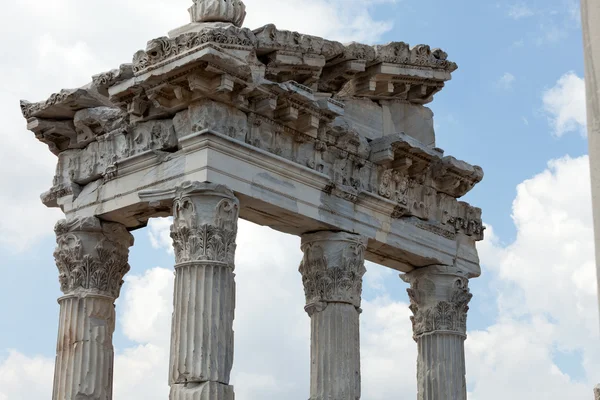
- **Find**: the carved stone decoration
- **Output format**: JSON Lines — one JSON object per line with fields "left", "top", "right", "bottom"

{"left": 52, "top": 217, "right": 133, "bottom": 400}
{"left": 170, "top": 182, "right": 239, "bottom": 265}
{"left": 168, "top": 181, "right": 239, "bottom": 400}
{"left": 53, "top": 216, "right": 134, "bottom": 299}
{"left": 299, "top": 231, "right": 367, "bottom": 400}
{"left": 299, "top": 231, "right": 368, "bottom": 311}
{"left": 401, "top": 265, "right": 473, "bottom": 400}
{"left": 132, "top": 26, "right": 256, "bottom": 73}
{"left": 189, "top": 0, "right": 247, "bottom": 27}
{"left": 379, "top": 168, "right": 410, "bottom": 206}
{"left": 73, "top": 107, "right": 126, "bottom": 146}
{"left": 92, "top": 64, "right": 134, "bottom": 96}
{"left": 402, "top": 265, "right": 472, "bottom": 339}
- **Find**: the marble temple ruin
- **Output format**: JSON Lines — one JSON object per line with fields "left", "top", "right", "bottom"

{"left": 20, "top": 0, "right": 485, "bottom": 399}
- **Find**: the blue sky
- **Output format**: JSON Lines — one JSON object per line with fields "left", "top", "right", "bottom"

{"left": 0, "top": 0, "right": 597, "bottom": 398}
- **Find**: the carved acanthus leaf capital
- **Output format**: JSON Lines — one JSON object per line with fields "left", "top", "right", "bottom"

{"left": 170, "top": 181, "right": 239, "bottom": 265}
{"left": 401, "top": 265, "right": 472, "bottom": 340}
{"left": 299, "top": 232, "right": 367, "bottom": 310}
{"left": 53, "top": 217, "right": 134, "bottom": 298}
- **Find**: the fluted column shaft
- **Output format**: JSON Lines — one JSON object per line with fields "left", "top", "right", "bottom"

{"left": 299, "top": 231, "right": 367, "bottom": 400}
{"left": 402, "top": 265, "right": 473, "bottom": 400}
{"left": 169, "top": 182, "right": 239, "bottom": 400}
{"left": 52, "top": 217, "right": 134, "bottom": 400}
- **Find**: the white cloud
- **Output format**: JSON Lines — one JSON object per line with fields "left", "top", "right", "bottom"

{"left": 497, "top": 72, "right": 516, "bottom": 89}
{"left": 148, "top": 218, "right": 174, "bottom": 254}
{"left": 542, "top": 72, "right": 587, "bottom": 137}
{"left": 120, "top": 267, "right": 174, "bottom": 346}
{"left": 469, "top": 155, "right": 600, "bottom": 399}
{"left": 0, "top": 352, "right": 54, "bottom": 400}
{"left": 508, "top": 3, "right": 535, "bottom": 19}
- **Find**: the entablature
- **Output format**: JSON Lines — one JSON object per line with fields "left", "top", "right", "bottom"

{"left": 19, "top": 6, "right": 483, "bottom": 274}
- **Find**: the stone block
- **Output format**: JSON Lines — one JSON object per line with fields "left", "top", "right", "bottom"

{"left": 188, "top": 99, "right": 248, "bottom": 142}
{"left": 380, "top": 100, "right": 435, "bottom": 147}
{"left": 174, "top": 109, "right": 192, "bottom": 139}
{"left": 338, "top": 98, "right": 383, "bottom": 140}
{"left": 170, "top": 382, "right": 234, "bottom": 400}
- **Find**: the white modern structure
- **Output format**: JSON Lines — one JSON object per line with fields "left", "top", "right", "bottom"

{"left": 581, "top": 1, "right": 600, "bottom": 399}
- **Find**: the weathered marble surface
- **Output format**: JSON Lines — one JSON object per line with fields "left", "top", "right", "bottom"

{"left": 300, "top": 231, "right": 367, "bottom": 400}
{"left": 402, "top": 265, "right": 472, "bottom": 400}
{"left": 19, "top": 0, "right": 484, "bottom": 277}
{"left": 165, "top": 182, "right": 238, "bottom": 399}
{"left": 52, "top": 217, "right": 133, "bottom": 400}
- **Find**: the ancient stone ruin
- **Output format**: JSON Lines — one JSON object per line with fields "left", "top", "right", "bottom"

{"left": 20, "top": 0, "right": 484, "bottom": 398}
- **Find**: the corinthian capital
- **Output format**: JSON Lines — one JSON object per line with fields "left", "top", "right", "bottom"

{"left": 401, "top": 265, "right": 472, "bottom": 340}
{"left": 299, "top": 231, "right": 367, "bottom": 310}
{"left": 170, "top": 181, "right": 239, "bottom": 265}
{"left": 53, "top": 217, "right": 134, "bottom": 299}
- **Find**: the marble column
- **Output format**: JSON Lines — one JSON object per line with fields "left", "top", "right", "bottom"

{"left": 299, "top": 231, "right": 368, "bottom": 400}
{"left": 401, "top": 265, "right": 473, "bottom": 400}
{"left": 168, "top": 182, "right": 239, "bottom": 400}
{"left": 52, "top": 216, "right": 134, "bottom": 400}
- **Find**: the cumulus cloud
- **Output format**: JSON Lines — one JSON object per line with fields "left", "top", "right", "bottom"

{"left": 469, "top": 155, "right": 600, "bottom": 399}
{"left": 542, "top": 72, "right": 587, "bottom": 137}
{"left": 0, "top": 352, "right": 54, "bottom": 400}
{"left": 148, "top": 218, "right": 174, "bottom": 254}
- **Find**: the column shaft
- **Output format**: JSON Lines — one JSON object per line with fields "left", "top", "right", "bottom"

{"left": 402, "top": 265, "right": 472, "bottom": 400}
{"left": 310, "top": 303, "right": 361, "bottom": 400}
{"left": 170, "top": 263, "right": 235, "bottom": 384}
{"left": 416, "top": 333, "right": 466, "bottom": 400}
{"left": 300, "top": 231, "right": 367, "bottom": 400}
{"left": 169, "top": 182, "right": 239, "bottom": 400}
{"left": 52, "top": 217, "right": 133, "bottom": 400}
{"left": 53, "top": 295, "right": 115, "bottom": 400}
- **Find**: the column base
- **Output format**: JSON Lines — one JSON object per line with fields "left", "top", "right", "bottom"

{"left": 170, "top": 382, "right": 235, "bottom": 400}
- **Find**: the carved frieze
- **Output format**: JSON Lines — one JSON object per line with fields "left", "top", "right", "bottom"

{"left": 74, "top": 107, "right": 127, "bottom": 147}
{"left": 92, "top": 64, "right": 134, "bottom": 96}
{"left": 22, "top": 18, "right": 484, "bottom": 245}
{"left": 299, "top": 232, "right": 367, "bottom": 309}
{"left": 402, "top": 266, "right": 472, "bottom": 340}
{"left": 253, "top": 24, "right": 345, "bottom": 60}
{"left": 53, "top": 217, "right": 134, "bottom": 298}
{"left": 170, "top": 182, "right": 239, "bottom": 266}
{"left": 20, "top": 87, "right": 111, "bottom": 120}
{"left": 132, "top": 27, "right": 257, "bottom": 74}
{"left": 374, "top": 43, "right": 458, "bottom": 72}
